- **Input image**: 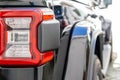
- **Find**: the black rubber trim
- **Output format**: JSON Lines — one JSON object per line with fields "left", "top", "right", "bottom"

{"left": 62, "top": 21, "right": 80, "bottom": 80}
{"left": 34, "top": 67, "right": 38, "bottom": 80}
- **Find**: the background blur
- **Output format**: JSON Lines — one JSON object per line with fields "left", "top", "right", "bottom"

{"left": 105, "top": 0, "right": 119, "bottom": 57}
{"left": 95, "top": 0, "right": 120, "bottom": 62}
{"left": 99, "top": 0, "right": 120, "bottom": 79}
{"left": 110, "top": 0, "right": 120, "bottom": 63}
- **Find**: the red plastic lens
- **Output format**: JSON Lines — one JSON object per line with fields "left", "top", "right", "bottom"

{"left": 0, "top": 19, "right": 5, "bottom": 55}
{"left": 0, "top": 8, "right": 54, "bottom": 67}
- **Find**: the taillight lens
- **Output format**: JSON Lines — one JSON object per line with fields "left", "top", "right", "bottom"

{"left": 0, "top": 8, "right": 54, "bottom": 67}
{"left": 4, "top": 17, "right": 31, "bottom": 58}
{"left": 0, "top": 19, "right": 5, "bottom": 55}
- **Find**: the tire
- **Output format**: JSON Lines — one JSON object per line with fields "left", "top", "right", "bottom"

{"left": 92, "top": 55, "right": 103, "bottom": 80}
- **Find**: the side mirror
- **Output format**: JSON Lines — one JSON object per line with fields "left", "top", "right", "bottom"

{"left": 99, "top": 0, "right": 112, "bottom": 9}
{"left": 38, "top": 20, "right": 60, "bottom": 52}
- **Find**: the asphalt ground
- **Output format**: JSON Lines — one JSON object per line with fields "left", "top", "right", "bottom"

{"left": 104, "top": 52, "right": 120, "bottom": 80}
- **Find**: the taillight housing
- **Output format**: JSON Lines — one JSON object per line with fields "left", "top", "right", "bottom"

{"left": 0, "top": 8, "right": 60, "bottom": 67}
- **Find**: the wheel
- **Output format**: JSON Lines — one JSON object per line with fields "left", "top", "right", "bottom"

{"left": 92, "top": 55, "right": 103, "bottom": 80}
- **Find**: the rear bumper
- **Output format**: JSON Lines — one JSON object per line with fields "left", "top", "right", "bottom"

{"left": 0, "top": 61, "right": 54, "bottom": 80}
{"left": 0, "top": 67, "right": 35, "bottom": 80}
{"left": 0, "top": 66, "right": 45, "bottom": 80}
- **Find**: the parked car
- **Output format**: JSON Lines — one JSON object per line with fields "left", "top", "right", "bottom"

{"left": 53, "top": 0, "right": 112, "bottom": 80}
{"left": 0, "top": 0, "right": 60, "bottom": 80}
{"left": 0, "top": 0, "right": 112, "bottom": 80}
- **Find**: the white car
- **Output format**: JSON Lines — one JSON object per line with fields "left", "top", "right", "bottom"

{"left": 53, "top": 0, "right": 112, "bottom": 80}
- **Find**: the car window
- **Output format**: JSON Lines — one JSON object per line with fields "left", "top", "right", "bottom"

{"left": 0, "top": 0, "right": 46, "bottom": 7}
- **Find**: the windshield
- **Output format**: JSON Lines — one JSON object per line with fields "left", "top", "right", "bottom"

{"left": 0, "top": 0, "right": 47, "bottom": 7}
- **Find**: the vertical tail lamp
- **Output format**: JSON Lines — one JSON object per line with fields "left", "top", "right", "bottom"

{"left": 0, "top": 8, "right": 59, "bottom": 67}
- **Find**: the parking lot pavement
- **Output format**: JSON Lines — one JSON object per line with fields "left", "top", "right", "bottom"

{"left": 105, "top": 63, "right": 120, "bottom": 80}
{"left": 104, "top": 52, "right": 120, "bottom": 80}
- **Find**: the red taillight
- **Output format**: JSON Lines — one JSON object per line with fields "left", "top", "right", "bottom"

{"left": 41, "top": 8, "right": 54, "bottom": 20}
{"left": 0, "top": 8, "right": 54, "bottom": 67}
{"left": 0, "top": 19, "right": 5, "bottom": 55}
